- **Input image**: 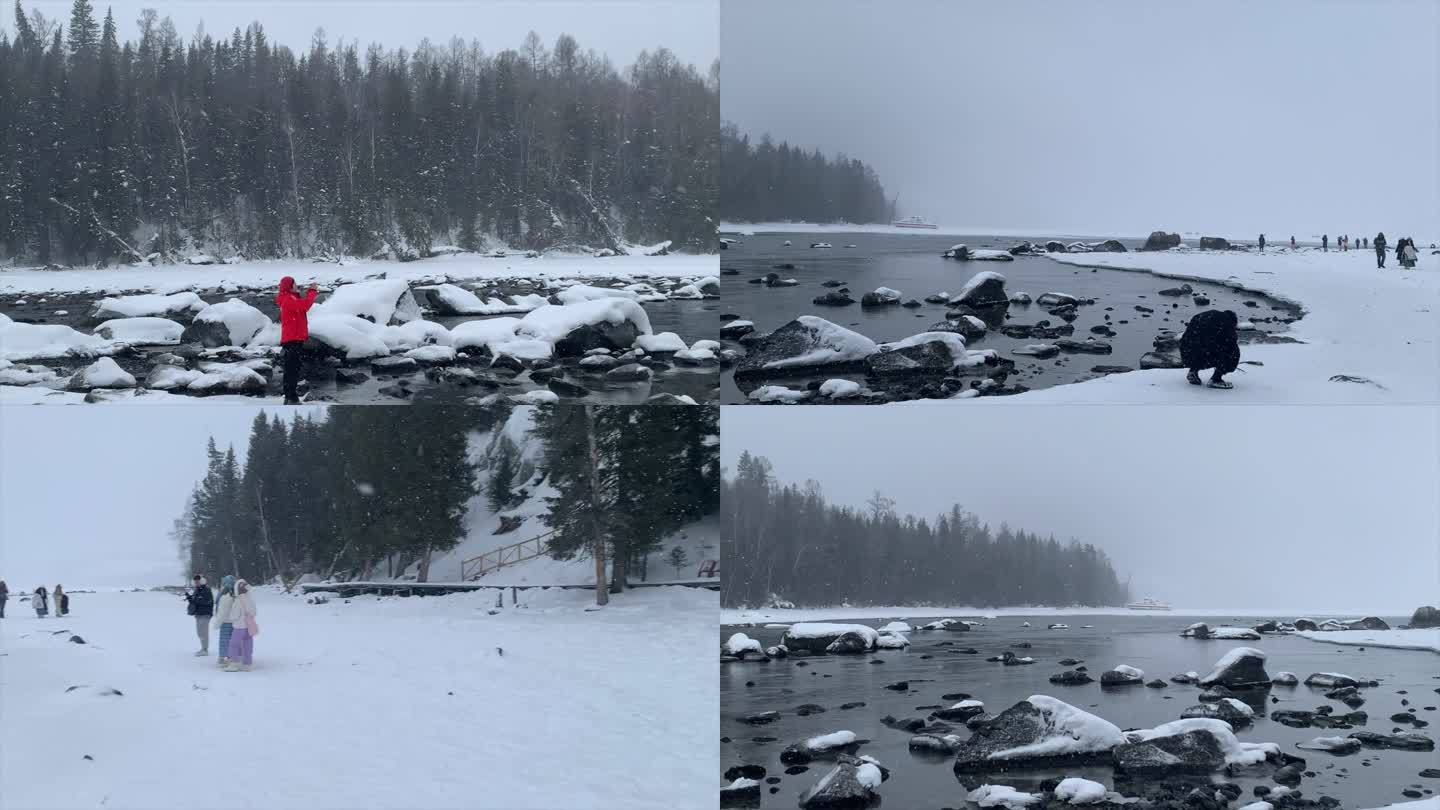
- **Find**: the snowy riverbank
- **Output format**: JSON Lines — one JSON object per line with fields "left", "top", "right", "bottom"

{"left": 986, "top": 247, "right": 1439, "bottom": 403}
{"left": 1, "top": 587, "right": 717, "bottom": 809}
{"left": 1296, "top": 628, "right": 1440, "bottom": 654}
{"left": 0, "top": 252, "right": 717, "bottom": 296}
{"left": 720, "top": 221, "right": 1145, "bottom": 240}
{"left": 721, "top": 605, "right": 1420, "bottom": 626}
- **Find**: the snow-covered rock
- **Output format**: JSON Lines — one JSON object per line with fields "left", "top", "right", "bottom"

{"left": 953, "top": 271, "right": 1009, "bottom": 307}
{"left": 635, "top": 332, "right": 688, "bottom": 353}
{"left": 553, "top": 284, "right": 641, "bottom": 305}
{"left": 68, "top": 357, "right": 136, "bottom": 390}
{"left": 94, "top": 317, "right": 184, "bottom": 345}
{"left": 182, "top": 299, "right": 271, "bottom": 347}
{"left": 780, "top": 623, "right": 879, "bottom": 654}
{"left": 966, "top": 785, "right": 1040, "bottom": 808}
{"left": 414, "top": 284, "right": 546, "bottom": 316}
{"left": 1114, "top": 718, "right": 1281, "bottom": 773}
{"left": 747, "top": 385, "right": 811, "bottom": 404}
{"left": 735, "top": 317, "right": 878, "bottom": 376}
{"left": 516, "top": 299, "right": 652, "bottom": 355}
{"left": 1199, "top": 647, "right": 1270, "bottom": 690}
{"left": 382, "top": 320, "right": 454, "bottom": 351}
{"left": 818, "top": 379, "right": 862, "bottom": 399}
{"left": 781, "top": 730, "right": 858, "bottom": 764}
{"left": 797, "top": 764, "right": 877, "bottom": 810}
{"left": 404, "top": 345, "right": 457, "bottom": 365}
{"left": 1053, "top": 777, "right": 1108, "bottom": 804}
{"left": 188, "top": 365, "right": 266, "bottom": 395}
{"left": 722, "top": 632, "right": 763, "bottom": 658}
{"left": 315, "top": 279, "right": 421, "bottom": 324}
{"left": 306, "top": 315, "right": 392, "bottom": 360}
{"left": 952, "top": 696, "right": 1124, "bottom": 771}
{"left": 88, "top": 292, "right": 206, "bottom": 322}
{"left": 2, "top": 321, "right": 120, "bottom": 362}
{"left": 1099, "top": 665, "right": 1145, "bottom": 686}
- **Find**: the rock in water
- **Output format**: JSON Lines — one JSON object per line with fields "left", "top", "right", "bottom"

{"left": 798, "top": 764, "right": 877, "bottom": 809}
{"left": 720, "top": 777, "right": 761, "bottom": 807}
{"left": 1344, "top": 616, "right": 1391, "bottom": 631}
{"left": 1048, "top": 670, "right": 1094, "bottom": 685}
{"left": 735, "top": 317, "right": 877, "bottom": 378}
{"left": 1141, "top": 231, "right": 1182, "bottom": 251}
{"left": 952, "top": 271, "right": 1009, "bottom": 307}
{"left": 1100, "top": 665, "right": 1145, "bottom": 686}
{"left": 1199, "top": 236, "right": 1232, "bottom": 250}
{"left": 1198, "top": 647, "right": 1271, "bottom": 690}
{"left": 1113, "top": 729, "right": 1227, "bottom": 774}
{"left": 1296, "top": 736, "right": 1362, "bottom": 755}
{"left": 952, "top": 697, "right": 1123, "bottom": 772}
{"left": 1410, "top": 606, "right": 1440, "bottom": 628}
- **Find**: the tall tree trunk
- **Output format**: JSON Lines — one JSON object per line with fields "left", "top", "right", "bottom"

{"left": 585, "top": 405, "right": 608, "bottom": 607}
{"left": 418, "top": 546, "right": 433, "bottom": 583}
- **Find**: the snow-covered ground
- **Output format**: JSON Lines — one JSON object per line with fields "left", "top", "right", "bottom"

{"left": 722, "top": 606, "right": 1421, "bottom": 625}
{"left": 970, "top": 248, "right": 1439, "bottom": 404}
{"left": 1364, "top": 799, "right": 1440, "bottom": 810}
{"left": 1, "top": 586, "right": 717, "bottom": 809}
{"left": 0, "top": 253, "right": 716, "bottom": 296}
{"left": 1296, "top": 628, "right": 1440, "bottom": 654}
{"left": 720, "top": 221, "right": 1142, "bottom": 240}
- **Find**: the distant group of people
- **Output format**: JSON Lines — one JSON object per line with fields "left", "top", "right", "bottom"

{"left": 0, "top": 581, "right": 69, "bottom": 618}
{"left": 185, "top": 574, "right": 259, "bottom": 671}
{"left": 1258, "top": 232, "right": 1422, "bottom": 269}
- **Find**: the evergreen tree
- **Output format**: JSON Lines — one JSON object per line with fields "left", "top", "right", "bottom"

{"left": 720, "top": 123, "right": 890, "bottom": 224}
{"left": 1, "top": 1, "right": 717, "bottom": 264}
{"left": 722, "top": 453, "right": 1132, "bottom": 609}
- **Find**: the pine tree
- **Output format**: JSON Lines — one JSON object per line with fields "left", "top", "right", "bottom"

{"left": 667, "top": 545, "right": 689, "bottom": 578}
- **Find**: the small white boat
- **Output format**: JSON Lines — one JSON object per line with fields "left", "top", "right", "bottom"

{"left": 810, "top": 242, "right": 833, "bottom": 249}
{"left": 892, "top": 216, "right": 938, "bottom": 230}
{"left": 1126, "top": 597, "right": 1172, "bottom": 611}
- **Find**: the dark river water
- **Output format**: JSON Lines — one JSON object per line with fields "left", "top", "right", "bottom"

{"left": 719, "top": 233, "right": 1299, "bottom": 403}
{"left": 1, "top": 290, "right": 719, "bottom": 404}
{"left": 720, "top": 614, "right": 1436, "bottom": 808}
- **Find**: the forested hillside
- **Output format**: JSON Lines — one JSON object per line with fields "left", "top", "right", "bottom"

{"left": 720, "top": 122, "right": 889, "bottom": 225}
{"left": 722, "top": 451, "right": 1132, "bottom": 609}
{"left": 174, "top": 402, "right": 719, "bottom": 588}
{"left": 0, "top": 0, "right": 718, "bottom": 265}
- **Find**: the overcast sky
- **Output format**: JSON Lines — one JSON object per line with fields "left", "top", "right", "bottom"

{"left": 722, "top": 0, "right": 1439, "bottom": 240}
{"left": 1, "top": 405, "right": 322, "bottom": 589}
{"left": 16, "top": 0, "right": 716, "bottom": 67}
{"left": 722, "top": 406, "right": 1438, "bottom": 614}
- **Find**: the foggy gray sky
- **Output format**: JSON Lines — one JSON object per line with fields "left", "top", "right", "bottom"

{"left": 17, "top": 0, "right": 717, "bottom": 67}
{"left": 1, "top": 406, "right": 322, "bottom": 589}
{"left": 722, "top": 0, "right": 1439, "bottom": 240}
{"left": 722, "top": 406, "right": 1438, "bottom": 614}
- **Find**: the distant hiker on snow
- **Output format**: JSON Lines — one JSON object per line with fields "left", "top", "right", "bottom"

{"left": 214, "top": 575, "right": 237, "bottom": 668}
{"left": 276, "top": 276, "right": 319, "bottom": 405}
{"left": 1401, "top": 238, "right": 1418, "bottom": 269}
{"left": 224, "top": 579, "right": 259, "bottom": 672}
{"left": 1375, "top": 232, "right": 1388, "bottom": 268}
{"left": 54, "top": 584, "right": 68, "bottom": 617}
{"left": 1257, "top": 234, "right": 1265, "bottom": 252}
{"left": 0, "top": 580, "right": 8, "bottom": 618}
{"left": 185, "top": 575, "right": 214, "bottom": 656}
{"left": 1322, "top": 234, "right": 1328, "bottom": 251}
{"left": 1180, "top": 309, "right": 1241, "bottom": 390}
{"left": 33, "top": 586, "right": 48, "bottom": 618}
{"left": 1289, "top": 235, "right": 1296, "bottom": 249}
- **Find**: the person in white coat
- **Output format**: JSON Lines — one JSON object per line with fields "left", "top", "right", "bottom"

{"left": 213, "top": 575, "right": 237, "bottom": 668}
{"left": 223, "top": 579, "right": 258, "bottom": 672}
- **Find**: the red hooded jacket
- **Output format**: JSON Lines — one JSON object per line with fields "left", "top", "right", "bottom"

{"left": 276, "top": 277, "right": 318, "bottom": 343}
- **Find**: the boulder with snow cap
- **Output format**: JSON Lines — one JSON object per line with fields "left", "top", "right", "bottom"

{"left": 735, "top": 317, "right": 878, "bottom": 378}
{"left": 1181, "top": 698, "right": 1255, "bottom": 727}
{"left": 781, "top": 730, "right": 859, "bottom": 765}
{"left": 720, "top": 777, "right": 761, "bottom": 807}
{"left": 952, "top": 271, "right": 1009, "bottom": 307}
{"left": 780, "top": 623, "right": 879, "bottom": 655}
{"left": 517, "top": 299, "right": 652, "bottom": 356}
{"left": 1100, "top": 665, "right": 1145, "bottom": 686}
{"left": 1198, "top": 647, "right": 1271, "bottom": 690}
{"left": 797, "top": 763, "right": 877, "bottom": 809}
{"left": 952, "top": 696, "right": 1124, "bottom": 773}
{"left": 860, "top": 287, "right": 902, "bottom": 307}
{"left": 182, "top": 299, "right": 271, "bottom": 347}
{"left": 68, "top": 357, "right": 137, "bottom": 390}
{"left": 1113, "top": 719, "right": 1283, "bottom": 775}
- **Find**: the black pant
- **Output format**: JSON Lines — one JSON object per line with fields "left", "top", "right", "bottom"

{"left": 1, "top": 597, "right": 6, "bottom": 618}
{"left": 282, "top": 341, "right": 303, "bottom": 401}
{"left": 1377, "top": 248, "right": 1386, "bottom": 268}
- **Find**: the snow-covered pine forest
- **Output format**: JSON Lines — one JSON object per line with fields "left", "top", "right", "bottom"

{"left": 174, "top": 401, "right": 719, "bottom": 590}
{"left": 719, "top": 123, "right": 889, "bottom": 225}
{"left": 721, "top": 451, "right": 1132, "bottom": 609}
{"left": 0, "top": 0, "right": 718, "bottom": 265}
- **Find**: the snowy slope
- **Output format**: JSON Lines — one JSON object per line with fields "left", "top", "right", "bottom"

{"left": 402, "top": 407, "right": 719, "bottom": 587}
{"left": 0, "top": 587, "right": 717, "bottom": 810}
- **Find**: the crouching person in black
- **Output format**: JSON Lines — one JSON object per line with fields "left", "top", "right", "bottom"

{"left": 1180, "top": 309, "right": 1240, "bottom": 390}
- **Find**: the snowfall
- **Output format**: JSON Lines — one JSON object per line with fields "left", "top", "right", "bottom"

{"left": 0, "top": 585, "right": 718, "bottom": 810}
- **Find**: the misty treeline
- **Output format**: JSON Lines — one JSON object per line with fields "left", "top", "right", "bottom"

{"left": 720, "top": 122, "right": 889, "bottom": 225}
{"left": 722, "top": 452, "right": 1132, "bottom": 608}
{"left": 0, "top": 0, "right": 718, "bottom": 266}
{"left": 173, "top": 402, "right": 719, "bottom": 589}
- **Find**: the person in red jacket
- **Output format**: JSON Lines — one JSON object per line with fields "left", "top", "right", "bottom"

{"left": 276, "top": 276, "right": 318, "bottom": 404}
